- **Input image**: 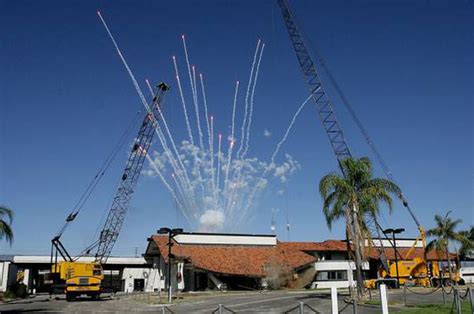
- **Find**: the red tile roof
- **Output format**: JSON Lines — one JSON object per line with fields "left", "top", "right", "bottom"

{"left": 148, "top": 236, "right": 456, "bottom": 277}
{"left": 149, "top": 235, "right": 316, "bottom": 277}
{"left": 279, "top": 239, "right": 456, "bottom": 261}
{"left": 279, "top": 240, "right": 348, "bottom": 252}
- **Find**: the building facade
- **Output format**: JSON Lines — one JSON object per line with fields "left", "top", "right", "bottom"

{"left": 0, "top": 255, "right": 159, "bottom": 294}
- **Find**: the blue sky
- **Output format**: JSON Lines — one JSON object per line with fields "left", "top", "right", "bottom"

{"left": 1, "top": 0, "right": 472, "bottom": 256}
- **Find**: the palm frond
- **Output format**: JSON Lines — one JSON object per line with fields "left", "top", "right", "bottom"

{"left": 0, "top": 220, "right": 13, "bottom": 245}
{"left": 0, "top": 206, "right": 13, "bottom": 223}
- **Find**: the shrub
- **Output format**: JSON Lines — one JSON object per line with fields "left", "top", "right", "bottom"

{"left": 4, "top": 283, "right": 29, "bottom": 299}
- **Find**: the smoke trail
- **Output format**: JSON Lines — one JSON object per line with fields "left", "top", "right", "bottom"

{"left": 98, "top": 13, "right": 199, "bottom": 214}
{"left": 172, "top": 56, "right": 195, "bottom": 145}
{"left": 145, "top": 79, "right": 194, "bottom": 191}
{"left": 178, "top": 36, "right": 207, "bottom": 199}
{"left": 227, "top": 41, "right": 261, "bottom": 213}
{"left": 143, "top": 79, "right": 201, "bottom": 218}
{"left": 97, "top": 11, "right": 149, "bottom": 113}
{"left": 145, "top": 81, "right": 188, "bottom": 171}
{"left": 216, "top": 134, "right": 222, "bottom": 199}
{"left": 182, "top": 35, "right": 204, "bottom": 149}
{"left": 239, "top": 93, "right": 314, "bottom": 221}
{"left": 192, "top": 66, "right": 204, "bottom": 149}
{"left": 230, "top": 81, "right": 240, "bottom": 144}
{"left": 237, "top": 39, "right": 261, "bottom": 159}
{"left": 171, "top": 61, "right": 206, "bottom": 198}
{"left": 270, "top": 93, "right": 313, "bottom": 163}
{"left": 96, "top": 13, "right": 186, "bottom": 198}
{"left": 199, "top": 75, "right": 212, "bottom": 156}
{"left": 224, "top": 81, "right": 239, "bottom": 194}
{"left": 243, "top": 43, "right": 265, "bottom": 158}
{"left": 182, "top": 35, "right": 195, "bottom": 93}
{"left": 210, "top": 116, "right": 215, "bottom": 204}
{"left": 145, "top": 154, "right": 192, "bottom": 226}
{"left": 170, "top": 172, "right": 194, "bottom": 222}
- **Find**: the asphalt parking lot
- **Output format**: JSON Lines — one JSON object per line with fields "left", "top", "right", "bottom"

{"left": 0, "top": 287, "right": 470, "bottom": 313}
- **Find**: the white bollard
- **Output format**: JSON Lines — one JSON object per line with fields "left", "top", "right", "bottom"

{"left": 379, "top": 284, "right": 389, "bottom": 314}
{"left": 331, "top": 286, "right": 338, "bottom": 314}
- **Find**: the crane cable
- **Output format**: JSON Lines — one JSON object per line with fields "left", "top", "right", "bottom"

{"left": 55, "top": 110, "right": 142, "bottom": 238}
{"left": 315, "top": 53, "right": 419, "bottom": 227}
{"left": 295, "top": 14, "right": 419, "bottom": 228}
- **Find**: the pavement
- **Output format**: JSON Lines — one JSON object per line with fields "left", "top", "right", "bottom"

{"left": 0, "top": 287, "right": 471, "bottom": 313}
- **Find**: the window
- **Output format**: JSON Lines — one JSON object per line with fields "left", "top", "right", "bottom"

{"left": 93, "top": 270, "right": 102, "bottom": 276}
{"left": 316, "top": 271, "right": 347, "bottom": 281}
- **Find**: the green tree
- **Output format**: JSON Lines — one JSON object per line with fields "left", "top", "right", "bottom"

{"left": 319, "top": 157, "right": 401, "bottom": 298}
{"left": 459, "top": 226, "right": 474, "bottom": 260}
{"left": 426, "top": 211, "right": 463, "bottom": 282}
{"left": 0, "top": 205, "right": 14, "bottom": 245}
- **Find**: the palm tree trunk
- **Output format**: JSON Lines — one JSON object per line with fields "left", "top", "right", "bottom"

{"left": 352, "top": 204, "right": 364, "bottom": 299}
{"left": 445, "top": 246, "right": 453, "bottom": 283}
{"left": 345, "top": 228, "right": 355, "bottom": 298}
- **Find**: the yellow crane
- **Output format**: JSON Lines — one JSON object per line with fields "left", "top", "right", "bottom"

{"left": 49, "top": 83, "right": 169, "bottom": 301}
{"left": 277, "top": 0, "right": 460, "bottom": 288}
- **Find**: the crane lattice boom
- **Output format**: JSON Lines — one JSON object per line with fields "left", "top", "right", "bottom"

{"left": 95, "top": 82, "right": 169, "bottom": 263}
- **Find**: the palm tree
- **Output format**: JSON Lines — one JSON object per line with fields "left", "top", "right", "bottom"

{"left": 319, "top": 157, "right": 401, "bottom": 298}
{"left": 459, "top": 226, "right": 474, "bottom": 260}
{"left": 426, "top": 211, "right": 463, "bottom": 282}
{"left": 0, "top": 205, "right": 14, "bottom": 245}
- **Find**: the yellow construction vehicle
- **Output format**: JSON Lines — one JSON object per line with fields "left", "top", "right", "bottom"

{"left": 50, "top": 261, "right": 103, "bottom": 301}
{"left": 49, "top": 83, "right": 169, "bottom": 300}
{"left": 364, "top": 225, "right": 461, "bottom": 288}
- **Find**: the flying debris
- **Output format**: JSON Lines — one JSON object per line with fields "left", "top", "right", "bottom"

{"left": 141, "top": 36, "right": 310, "bottom": 232}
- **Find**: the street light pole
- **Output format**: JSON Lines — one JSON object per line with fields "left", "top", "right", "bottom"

{"left": 392, "top": 232, "right": 400, "bottom": 288}
{"left": 158, "top": 227, "right": 183, "bottom": 303}
{"left": 167, "top": 232, "right": 172, "bottom": 303}
{"left": 384, "top": 228, "right": 405, "bottom": 288}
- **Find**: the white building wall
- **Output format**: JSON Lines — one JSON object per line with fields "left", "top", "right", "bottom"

{"left": 173, "top": 233, "right": 276, "bottom": 246}
{"left": 368, "top": 239, "right": 423, "bottom": 248}
{"left": 460, "top": 267, "right": 474, "bottom": 284}
{"left": 0, "top": 262, "right": 10, "bottom": 292}
{"left": 311, "top": 260, "right": 369, "bottom": 289}
{"left": 120, "top": 258, "right": 185, "bottom": 293}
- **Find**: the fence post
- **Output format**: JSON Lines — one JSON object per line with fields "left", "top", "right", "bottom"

{"left": 352, "top": 299, "right": 358, "bottom": 314}
{"left": 469, "top": 287, "right": 473, "bottom": 314}
{"left": 442, "top": 286, "right": 446, "bottom": 305}
{"left": 379, "top": 284, "right": 389, "bottom": 314}
{"left": 299, "top": 301, "right": 304, "bottom": 314}
{"left": 331, "top": 287, "right": 338, "bottom": 314}
{"left": 403, "top": 285, "right": 407, "bottom": 307}
{"left": 454, "top": 288, "right": 461, "bottom": 314}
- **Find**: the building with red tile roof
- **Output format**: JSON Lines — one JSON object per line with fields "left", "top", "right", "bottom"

{"left": 144, "top": 233, "right": 458, "bottom": 291}
{"left": 149, "top": 234, "right": 316, "bottom": 277}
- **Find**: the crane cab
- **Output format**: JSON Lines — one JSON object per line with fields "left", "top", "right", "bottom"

{"left": 52, "top": 261, "right": 103, "bottom": 301}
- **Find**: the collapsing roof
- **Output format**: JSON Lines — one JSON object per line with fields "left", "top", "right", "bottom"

{"left": 147, "top": 235, "right": 316, "bottom": 277}
{"left": 145, "top": 233, "right": 456, "bottom": 278}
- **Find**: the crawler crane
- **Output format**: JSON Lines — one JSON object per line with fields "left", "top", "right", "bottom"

{"left": 277, "top": 0, "right": 460, "bottom": 288}
{"left": 49, "top": 82, "right": 169, "bottom": 301}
